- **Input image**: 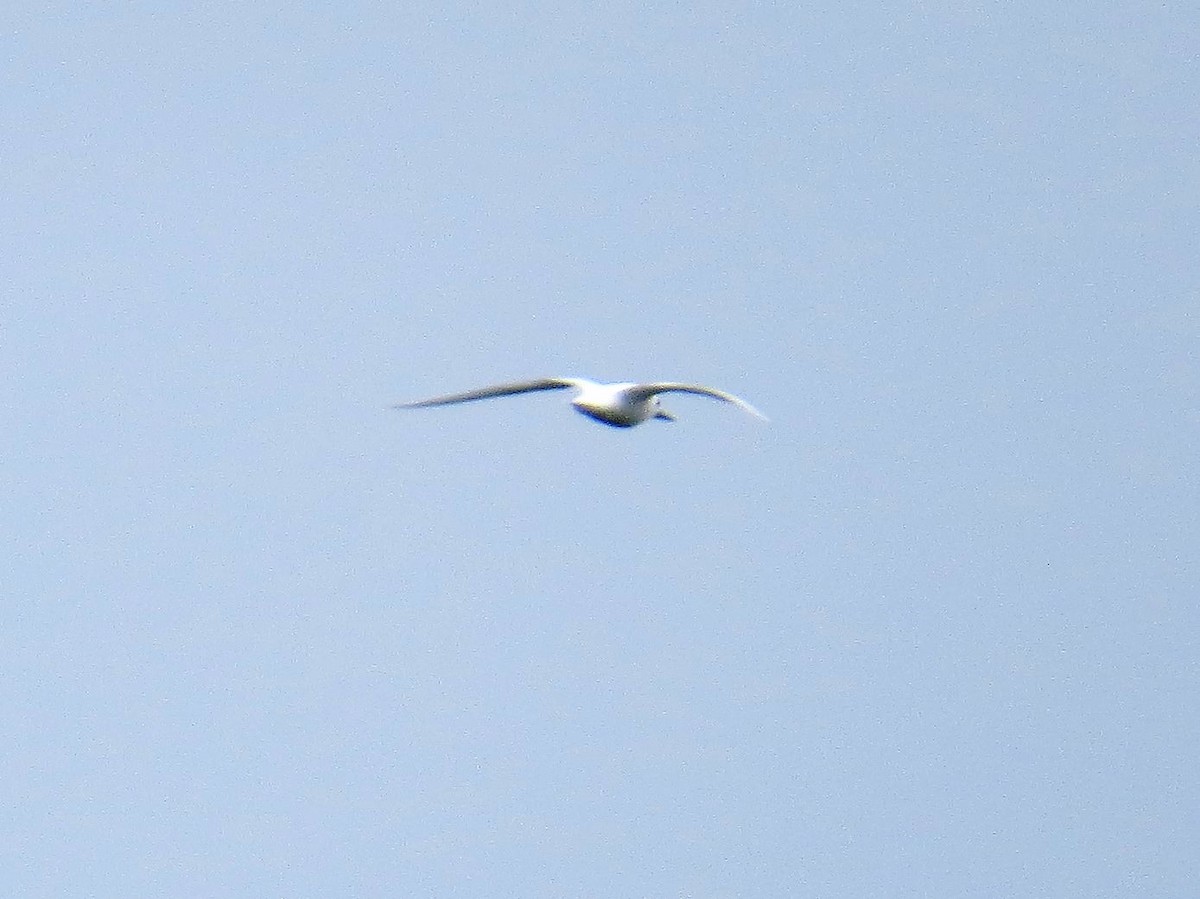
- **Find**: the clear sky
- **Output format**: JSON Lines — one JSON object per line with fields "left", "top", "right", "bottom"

{"left": 4, "top": 3, "right": 1198, "bottom": 896}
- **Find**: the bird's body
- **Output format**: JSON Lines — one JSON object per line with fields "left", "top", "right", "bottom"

{"left": 394, "top": 377, "right": 766, "bottom": 429}
{"left": 566, "top": 381, "right": 675, "bottom": 427}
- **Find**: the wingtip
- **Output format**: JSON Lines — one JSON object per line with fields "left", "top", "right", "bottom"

{"left": 733, "top": 399, "right": 769, "bottom": 422}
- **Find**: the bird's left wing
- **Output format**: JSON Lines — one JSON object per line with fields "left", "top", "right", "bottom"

{"left": 394, "top": 377, "right": 581, "bottom": 408}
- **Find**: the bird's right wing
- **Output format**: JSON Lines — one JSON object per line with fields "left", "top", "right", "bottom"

{"left": 628, "top": 382, "right": 768, "bottom": 421}
{"left": 393, "top": 377, "right": 581, "bottom": 408}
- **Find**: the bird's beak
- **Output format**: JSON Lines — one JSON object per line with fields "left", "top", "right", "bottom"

{"left": 655, "top": 409, "right": 676, "bottom": 422}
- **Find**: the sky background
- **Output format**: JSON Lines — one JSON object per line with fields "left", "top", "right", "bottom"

{"left": 3, "top": 2, "right": 1198, "bottom": 896}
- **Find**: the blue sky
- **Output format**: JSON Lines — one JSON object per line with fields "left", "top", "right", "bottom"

{"left": 4, "top": 3, "right": 1198, "bottom": 895}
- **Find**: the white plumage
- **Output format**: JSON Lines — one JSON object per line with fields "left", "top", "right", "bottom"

{"left": 394, "top": 377, "right": 767, "bottom": 428}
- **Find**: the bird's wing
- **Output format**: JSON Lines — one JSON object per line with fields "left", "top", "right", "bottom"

{"left": 626, "top": 382, "right": 768, "bottom": 421}
{"left": 393, "top": 377, "right": 581, "bottom": 408}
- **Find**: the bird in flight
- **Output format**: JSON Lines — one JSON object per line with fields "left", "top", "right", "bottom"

{"left": 394, "top": 377, "right": 767, "bottom": 429}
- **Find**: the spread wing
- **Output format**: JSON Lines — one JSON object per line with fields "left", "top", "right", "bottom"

{"left": 626, "top": 382, "right": 768, "bottom": 421}
{"left": 393, "top": 377, "right": 582, "bottom": 409}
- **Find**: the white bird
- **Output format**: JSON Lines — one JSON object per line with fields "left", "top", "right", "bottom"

{"left": 394, "top": 377, "right": 767, "bottom": 428}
